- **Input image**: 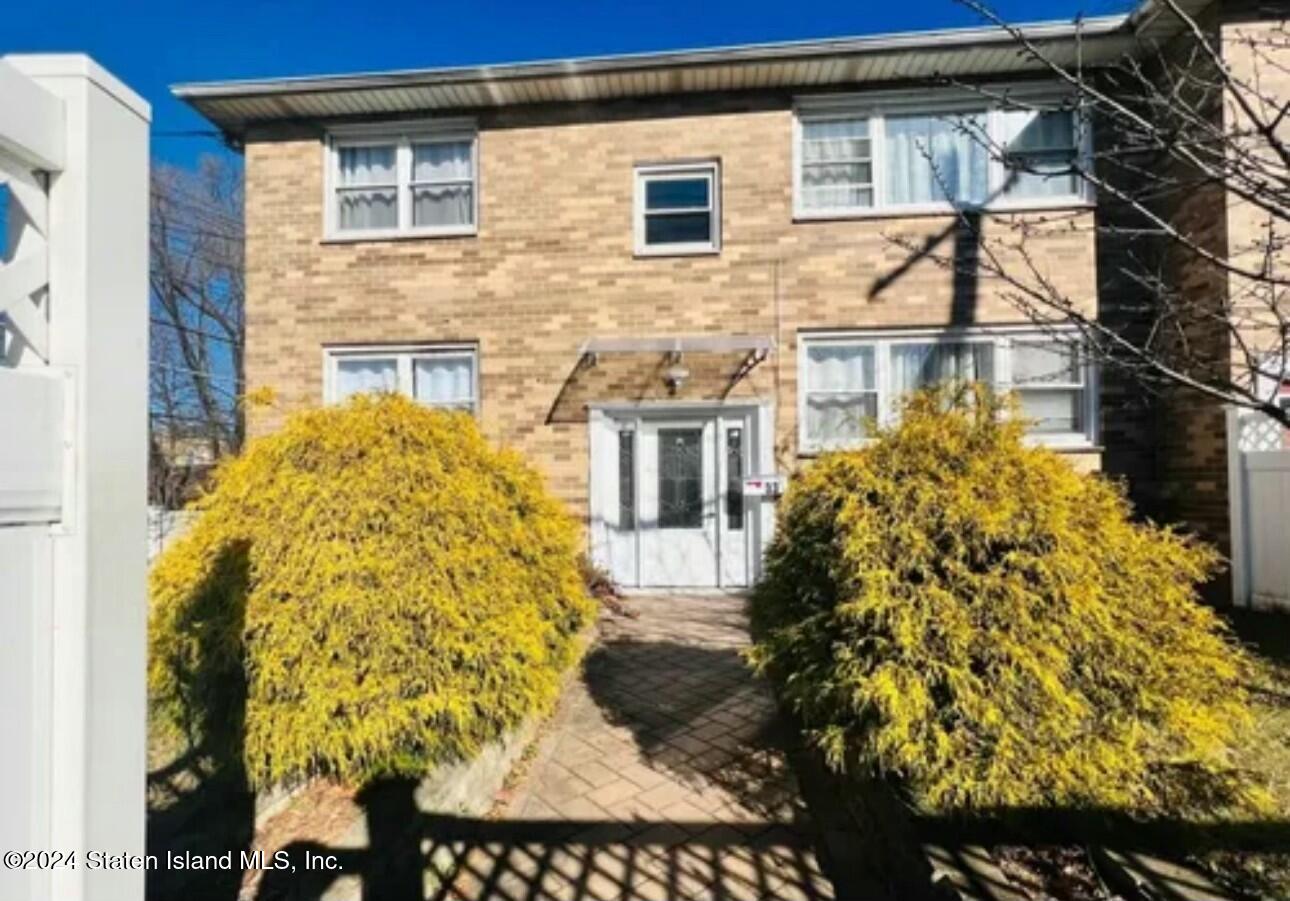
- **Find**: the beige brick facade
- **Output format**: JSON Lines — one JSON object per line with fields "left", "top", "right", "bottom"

{"left": 242, "top": 92, "right": 1099, "bottom": 519}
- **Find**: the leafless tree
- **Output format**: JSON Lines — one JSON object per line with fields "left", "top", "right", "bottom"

{"left": 887, "top": 1, "right": 1290, "bottom": 426}
{"left": 150, "top": 154, "right": 244, "bottom": 507}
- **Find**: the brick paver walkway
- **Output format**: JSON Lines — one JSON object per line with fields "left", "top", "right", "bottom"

{"left": 443, "top": 594, "right": 835, "bottom": 901}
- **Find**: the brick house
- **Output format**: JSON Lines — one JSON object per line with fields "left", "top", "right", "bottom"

{"left": 175, "top": 0, "right": 1280, "bottom": 594}
{"left": 1097, "top": 0, "right": 1290, "bottom": 604}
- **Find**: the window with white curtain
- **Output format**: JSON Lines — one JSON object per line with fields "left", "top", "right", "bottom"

{"left": 997, "top": 109, "right": 1081, "bottom": 201}
{"left": 411, "top": 142, "right": 474, "bottom": 229}
{"left": 799, "top": 328, "right": 1095, "bottom": 451}
{"left": 883, "top": 110, "right": 990, "bottom": 207}
{"left": 326, "top": 345, "right": 478, "bottom": 413}
{"left": 1008, "top": 339, "right": 1086, "bottom": 434}
{"left": 327, "top": 121, "right": 477, "bottom": 239}
{"left": 799, "top": 118, "right": 874, "bottom": 211}
{"left": 336, "top": 145, "right": 398, "bottom": 231}
{"left": 794, "top": 90, "right": 1089, "bottom": 218}
{"left": 803, "top": 344, "right": 878, "bottom": 445}
{"left": 334, "top": 357, "right": 398, "bottom": 401}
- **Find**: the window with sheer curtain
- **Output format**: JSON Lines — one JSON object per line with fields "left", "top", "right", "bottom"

{"left": 798, "top": 118, "right": 874, "bottom": 212}
{"left": 997, "top": 109, "right": 1081, "bottom": 200}
{"left": 329, "top": 125, "right": 476, "bottom": 238}
{"left": 890, "top": 341, "right": 994, "bottom": 396}
{"left": 800, "top": 330, "right": 1092, "bottom": 450}
{"left": 334, "top": 357, "right": 398, "bottom": 401}
{"left": 795, "top": 93, "right": 1087, "bottom": 217}
{"left": 411, "top": 142, "right": 474, "bottom": 229}
{"left": 1009, "top": 339, "right": 1085, "bottom": 434}
{"left": 327, "top": 346, "right": 478, "bottom": 413}
{"left": 336, "top": 145, "right": 398, "bottom": 231}
{"left": 883, "top": 111, "right": 989, "bottom": 207}
{"left": 803, "top": 344, "right": 878, "bottom": 447}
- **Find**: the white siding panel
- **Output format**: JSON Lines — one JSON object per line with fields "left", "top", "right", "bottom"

{"left": 1246, "top": 451, "right": 1290, "bottom": 609}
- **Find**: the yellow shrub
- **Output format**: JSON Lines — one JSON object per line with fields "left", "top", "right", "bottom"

{"left": 149, "top": 394, "right": 594, "bottom": 788}
{"left": 749, "top": 385, "right": 1256, "bottom": 814}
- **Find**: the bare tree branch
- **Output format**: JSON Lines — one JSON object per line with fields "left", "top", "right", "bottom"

{"left": 879, "top": 2, "right": 1290, "bottom": 427}
{"left": 149, "top": 155, "right": 245, "bottom": 507}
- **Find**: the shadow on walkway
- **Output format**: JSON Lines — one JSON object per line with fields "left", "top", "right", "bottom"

{"left": 255, "top": 777, "right": 832, "bottom": 901}
{"left": 581, "top": 638, "right": 800, "bottom": 821}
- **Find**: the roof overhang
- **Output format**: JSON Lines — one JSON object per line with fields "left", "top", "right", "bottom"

{"left": 175, "top": 16, "right": 1139, "bottom": 140}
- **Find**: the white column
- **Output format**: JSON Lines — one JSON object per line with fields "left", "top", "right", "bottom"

{"left": 8, "top": 55, "right": 150, "bottom": 901}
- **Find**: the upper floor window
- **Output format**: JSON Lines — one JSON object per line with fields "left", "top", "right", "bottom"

{"left": 325, "top": 121, "right": 477, "bottom": 240}
{"left": 799, "top": 327, "right": 1095, "bottom": 452}
{"left": 325, "top": 344, "right": 478, "bottom": 413}
{"left": 634, "top": 161, "right": 720, "bottom": 256}
{"left": 794, "top": 90, "right": 1089, "bottom": 219}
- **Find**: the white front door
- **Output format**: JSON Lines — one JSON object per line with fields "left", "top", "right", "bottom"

{"left": 590, "top": 407, "right": 757, "bottom": 589}
{"left": 639, "top": 418, "right": 718, "bottom": 587}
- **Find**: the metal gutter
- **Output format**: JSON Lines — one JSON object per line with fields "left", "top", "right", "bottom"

{"left": 172, "top": 15, "right": 1130, "bottom": 101}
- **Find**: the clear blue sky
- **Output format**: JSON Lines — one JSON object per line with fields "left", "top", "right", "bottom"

{"left": 4, "top": 0, "right": 1132, "bottom": 168}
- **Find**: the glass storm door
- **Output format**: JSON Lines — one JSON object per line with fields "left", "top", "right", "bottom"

{"left": 638, "top": 419, "right": 719, "bottom": 587}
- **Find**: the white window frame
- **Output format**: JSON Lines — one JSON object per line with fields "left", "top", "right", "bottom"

{"left": 792, "top": 85, "right": 1094, "bottom": 221}
{"left": 323, "top": 343, "right": 479, "bottom": 413}
{"left": 633, "top": 161, "right": 721, "bottom": 257}
{"left": 323, "top": 119, "right": 479, "bottom": 241}
{"left": 798, "top": 325, "right": 1098, "bottom": 453}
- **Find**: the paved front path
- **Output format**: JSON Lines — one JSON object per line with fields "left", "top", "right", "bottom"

{"left": 444, "top": 594, "right": 835, "bottom": 901}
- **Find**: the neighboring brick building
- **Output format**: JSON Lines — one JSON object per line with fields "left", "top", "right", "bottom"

{"left": 1097, "top": 0, "right": 1289, "bottom": 603}
{"left": 176, "top": 0, "right": 1282, "bottom": 595}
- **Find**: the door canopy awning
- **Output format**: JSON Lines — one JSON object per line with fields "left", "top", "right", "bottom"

{"left": 577, "top": 334, "right": 775, "bottom": 390}
{"left": 578, "top": 334, "right": 774, "bottom": 359}
{"left": 543, "top": 334, "right": 775, "bottom": 419}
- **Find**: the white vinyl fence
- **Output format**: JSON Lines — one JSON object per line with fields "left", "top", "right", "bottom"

{"left": 0, "top": 56, "right": 149, "bottom": 901}
{"left": 148, "top": 506, "right": 197, "bottom": 562}
{"left": 1228, "top": 408, "right": 1290, "bottom": 609}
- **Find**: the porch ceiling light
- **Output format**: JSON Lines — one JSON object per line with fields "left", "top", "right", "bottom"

{"left": 663, "top": 360, "right": 690, "bottom": 394}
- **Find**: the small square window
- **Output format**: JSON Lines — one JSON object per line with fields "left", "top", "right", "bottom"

{"left": 634, "top": 162, "right": 720, "bottom": 256}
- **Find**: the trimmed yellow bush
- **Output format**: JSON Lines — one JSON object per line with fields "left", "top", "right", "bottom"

{"left": 149, "top": 394, "right": 594, "bottom": 788}
{"left": 749, "top": 385, "right": 1256, "bottom": 814}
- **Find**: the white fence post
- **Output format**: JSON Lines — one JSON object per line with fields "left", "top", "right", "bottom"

{"left": 1226, "top": 406, "right": 1249, "bottom": 607}
{"left": 0, "top": 55, "right": 149, "bottom": 901}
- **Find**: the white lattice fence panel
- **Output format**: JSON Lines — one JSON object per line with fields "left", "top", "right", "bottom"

{"left": 1237, "top": 410, "right": 1286, "bottom": 452}
{"left": 0, "top": 149, "right": 50, "bottom": 363}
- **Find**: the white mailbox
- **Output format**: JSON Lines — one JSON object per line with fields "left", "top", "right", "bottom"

{"left": 742, "top": 473, "right": 785, "bottom": 499}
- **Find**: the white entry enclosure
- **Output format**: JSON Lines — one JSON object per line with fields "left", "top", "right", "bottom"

{"left": 589, "top": 403, "right": 773, "bottom": 589}
{"left": 0, "top": 56, "right": 149, "bottom": 901}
